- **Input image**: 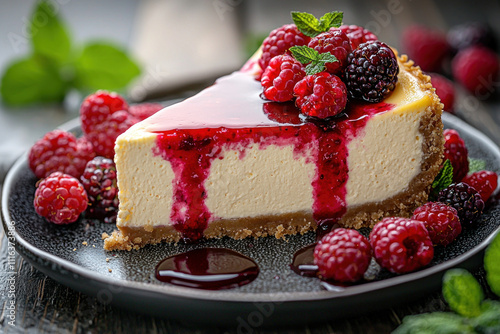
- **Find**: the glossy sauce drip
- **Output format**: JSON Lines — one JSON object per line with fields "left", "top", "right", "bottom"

{"left": 290, "top": 244, "right": 318, "bottom": 277}
{"left": 151, "top": 72, "right": 394, "bottom": 241}
{"left": 155, "top": 248, "right": 259, "bottom": 290}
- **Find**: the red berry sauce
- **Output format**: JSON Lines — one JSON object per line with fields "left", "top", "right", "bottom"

{"left": 145, "top": 72, "right": 394, "bottom": 241}
{"left": 155, "top": 248, "right": 259, "bottom": 290}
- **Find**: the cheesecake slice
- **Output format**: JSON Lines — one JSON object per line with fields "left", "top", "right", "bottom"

{"left": 104, "top": 54, "right": 443, "bottom": 251}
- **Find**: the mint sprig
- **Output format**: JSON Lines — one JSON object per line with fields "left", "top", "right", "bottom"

{"left": 289, "top": 46, "right": 337, "bottom": 75}
{"left": 429, "top": 159, "right": 454, "bottom": 200}
{"left": 485, "top": 230, "right": 500, "bottom": 296}
{"left": 0, "top": 0, "right": 140, "bottom": 106}
{"left": 393, "top": 232, "right": 500, "bottom": 333}
{"left": 291, "top": 11, "right": 343, "bottom": 37}
{"left": 443, "top": 269, "right": 484, "bottom": 318}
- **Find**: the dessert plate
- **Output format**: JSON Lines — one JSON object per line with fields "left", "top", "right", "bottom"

{"left": 2, "top": 112, "right": 500, "bottom": 327}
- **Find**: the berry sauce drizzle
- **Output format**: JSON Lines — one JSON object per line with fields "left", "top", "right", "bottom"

{"left": 148, "top": 71, "right": 394, "bottom": 241}
{"left": 155, "top": 248, "right": 259, "bottom": 290}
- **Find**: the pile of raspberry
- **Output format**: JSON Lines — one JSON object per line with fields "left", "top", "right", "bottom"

{"left": 313, "top": 129, "right": 498, "bottom": 282}
{"left": 29, "top": 92, "right": 163, "bottom": 225}
{"left": 402, "top": 23, "right": 499, "bottom": 112}
{"left": 258, "top": 20, "right": 399, "bottom": 119}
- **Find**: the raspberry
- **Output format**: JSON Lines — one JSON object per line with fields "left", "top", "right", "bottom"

{"left": 34, "top": 172, "right": 88, "bottom": 224}
{"left": 338, "top": 25, "right": 378, "bottom": 49}
{"left": 369, "top": 217, "right": 434, "bottom": 274}
{"left": 429, "top": 73, "right": 455, "bottom": 113}
{"left": 452, "top": 46, "right": 500, "bottom": 97}
{"left": 443, "top": 129, "right": 469, "bottom": 182}
{"left": 29, "top": 130, "right": 96, "bottom": 179}
{"left": 463, "top": 170, "right": 498, "bottom": 202}
{"left": 412, "top": 202, "right": 462, "bottom": 246}
{"left": 129, "top": 103, "right": 163, "bottom": 121}
{"left": 307, "top": 29, "right": 352, "bottom": 75}
{"left": 402, "top": 26, "right": 449, "bottom": 72}
{"left": 437, "top": 182, "right": 485, "bottom": 227}
{"left": 80, "top": 91, "right": 129, "bottom": 135}
{"left": 261, "top": 55, "right": 305, "bottom": 102}
{"left": 86, "top": 110, "right": 138, "bottom": 158}
{"left": 258, "top": 24, "right": 310, "bottom": 74}
{"left": 293, "top": 72, "right": 347, "bottom": 118}
{"left": 345, "top": 41, "right": 399, "bottom": 103}
{"left": 80, "top": 156, "right": 119, "bottom": 223}
{"left": 447, "top": 23, "right": 497, "bottom": 53}
{"left": 313, "top": 228, "right": 372, "bottom": 282}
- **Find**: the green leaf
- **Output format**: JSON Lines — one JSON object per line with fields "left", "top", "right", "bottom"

{"left": 0, "top": 56, "right": 66, "bottom": 105}
{"left": 31, "top": 0, "right": 71, "bottom": 64}
{"left": 319, "top": 12, "right": 343, "bottom": 31}
{"left": 469, "top": 158, "right": 487, "bottom": 174}
{"left": 304, "top": 52, "right": 337, "bottom": 75}
{"left": 429, "top": 159, "right": 453, "bottom": 200}
{"left": 74, "top": 42, "right": 141, "bottom": 91}
{"left": 392, "top": 312, "right": 473, "bottom": 334}
{"left": 289, "top": 45, "right": 319, "bottom": 64}
{"left": 485, "top": 232, "right": 500, "bottom": 297}
{"left": 290, "top": 46, "right": 338, "bottom": 75}
{"left": 472, "top": 300, "right": 500, "bottom": 333}
{"left": 291, "top": 11, "right": 322, "bottom": 37}
{"left": 442, "top": 268, "right": 484, "bottom": 318}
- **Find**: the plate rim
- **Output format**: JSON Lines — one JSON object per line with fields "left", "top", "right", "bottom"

{"left": 2, "top": 112, "right": 500, "bottom": 304}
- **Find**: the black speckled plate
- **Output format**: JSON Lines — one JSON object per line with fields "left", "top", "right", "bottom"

{"left": 2, "top": 113, "right": 500, "bottom": 327}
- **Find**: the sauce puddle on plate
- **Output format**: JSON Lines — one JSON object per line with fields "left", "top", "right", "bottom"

{"left": 155, "top": 248, "right": 259, "bottom": 290}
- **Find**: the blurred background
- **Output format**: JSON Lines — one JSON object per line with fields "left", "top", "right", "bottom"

{"left": 1, "top": 0, "right": 500, "bottom": 176}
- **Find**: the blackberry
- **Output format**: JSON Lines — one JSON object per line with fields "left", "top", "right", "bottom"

{"left": 344, "top": 41, "right": 399, "bottom": 103}
{"left": 447, "top": 23, "right": 497, "bottom": 53}
{"left": 437, "top": 182, "right": 485, "bottom": 227}
{"left": 80, "top": 156, "right": 119, "bottom": 223}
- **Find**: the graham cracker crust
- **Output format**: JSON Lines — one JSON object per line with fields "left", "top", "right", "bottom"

{"left": 104, "top": 54, "right": 444, "bottom": 251}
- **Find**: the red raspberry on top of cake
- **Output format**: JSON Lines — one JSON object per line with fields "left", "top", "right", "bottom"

{"left": 307, "top": 29, "right": 352, "bottom": 75}
{"left": 261, "top": 54, "right": 305, "bottom": 102}
{"left": 338, "top": 24, "right": 377, "bottom": 49}
{"left": 258, "top": 24, "right": 310, "bottom": 74}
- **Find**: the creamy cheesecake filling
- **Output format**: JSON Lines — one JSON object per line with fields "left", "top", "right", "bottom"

{"left": 105, "top": 54, "right": 444, "bottom": 250}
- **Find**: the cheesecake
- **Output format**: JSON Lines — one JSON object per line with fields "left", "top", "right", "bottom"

{"left": 103, "top": 53, "right": 443, "bottom": 251}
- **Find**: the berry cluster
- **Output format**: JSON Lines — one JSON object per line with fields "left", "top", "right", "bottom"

{"left": 402, "top": 23, "right": 499, "bottom": 110}
{"left": 258, "top": 11, "right": 400, "bottom": 119}
{"left": 29, "top": 92, "right": 162, "bottom": 225}
{"left": 313, "top": 129, "right": 497, "bottom": 281}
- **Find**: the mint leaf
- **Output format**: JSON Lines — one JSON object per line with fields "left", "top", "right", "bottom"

{"left": 485, "top": 232, "right": 500, "bottom": 297}
{"left": 31, "top": 0, "right": 71, "bottom": 64}
{"left": 289, "top": 45, "right": 320, "bottom": 64}
{"left": 291, "top": 11, "right": 322, "bottom": 37}
{"left": 392, "top": 312, "right": 473, "bottom": 334}
{"left": 472, "top": 301, "right": 500, "bottom": 333}
{"left": 468, "top": 158, "right": 487, "bottom": 174}
{"left": 0, "top": 56, "right": 66, "bottom": 105}
{"left": 429, "top": 159, "right": 453, "bottom": 200}
{"left": 74, "top": 42, "right": 141, "bottom": 91}
{"left": 442, "top": 268, "right": 484, "bottom": 318}
{"left": 289, "top": 46, "right": 337, "bottom": 75}
{"left": 319, "top": 12, "right": 343, "bottom": 31}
